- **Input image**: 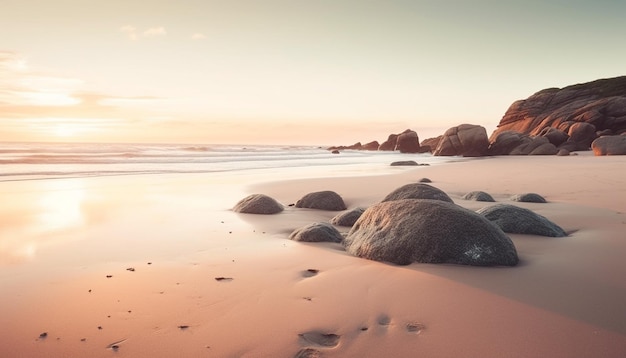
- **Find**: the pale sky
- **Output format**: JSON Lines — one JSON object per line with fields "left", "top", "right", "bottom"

{"left": 1, "top": 0, "right": 624, "bottom": 145}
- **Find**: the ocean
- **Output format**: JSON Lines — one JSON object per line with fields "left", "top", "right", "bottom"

{"left": 0, "top": 142, "right": 448, "bottom": 182}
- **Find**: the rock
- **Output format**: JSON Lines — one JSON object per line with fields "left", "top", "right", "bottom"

{"left": 511, "top": 193, "right": 547, "bottom": 203}
{"left": 556, "top": 148, "right": 570, "bottom": 156}
{"left": 566, "top": 122, "right": 597, "bottom": 150}
{"left": 420, "top": 136, "right": 442, "bottom": 151}
{"left": 362, "top": 141, "right": 380, "bottom": 151}
{"left": 491, "top": 76, "right": 626, "bottom": 146}
{"left": 296, "top": 191, "right": 347, "bottom": 211}
{"left": 289, "top": 222, "right": 343, "bottom": 243}
{"left": 488, "top": 131, "right": 527, "bottom": 155}
{"left": 330, "top": 208, "right": 366, "bottom": 227}
{"left": 592, "top": 135, "right": 626, "bottom": 155}
{"left": 233, "top": 194, "right": 284, "bottom": 214}
{"left": 331, "top": 150, "right": 340, "bottom": 154}
{"left": 343, "top": 199, "right": 518, "bottom": 266}
{"left": 395, "top": 129, "right": 422, "bottom": 153}
{"left": 382, "top": 183, "right": 453, "bottom": 203}
{"left": 418, "top": 178, "right": 432, "bottom": 183}
{"left": 477, "top": 204, "right": 567, "bottom": 237}
{"left": 462, "top": 191, "right": 495, "bottom": 202}
{"left": 390, "top": 160, "right": 418, "bottom": 166}
{"left": 509, "top": 136, "right": 558, "bottom": 155}
{"left": 433, "top": 124, "right": 489, "bottom": 157}
{"left": 379, "top": 133, "right": 399, "bottom": 151}
{"left": 539, "top": 127, "right": 569, "bottom": 147}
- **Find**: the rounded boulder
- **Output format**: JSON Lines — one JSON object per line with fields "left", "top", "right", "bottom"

{"left": 382, "top": 183, "right": 452, "bottom": 203}
{"left": 233, "top": 194, "right": 284, "bottom": 214}
{"left": 289, "top": 222, "right": 344, "bottom": 243}
{"left": 295, "top": 191, "right": 347, "bottom": 211}
{"left": 344, "top": 199, "right": 519, "bottom": 266}
{"left": 477, "top": 204, "right": 567, "bottom": 237}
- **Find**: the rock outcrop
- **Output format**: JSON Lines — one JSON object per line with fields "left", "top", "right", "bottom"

{"left": 491, "top": 76, "right": 626, "bottom": 151}
{"left": 289, "top": 222, "right": 344, "bottom": 243}
{"left": 233, "top": 194, "right": 284, "bottom": 214}
{"left": 382, "top": 183, "right": 453, "bottom": 203}
{"left": 591, "top": 135, "right": 626, "bottom": 155}
{"left": 477, "top": 204, "right": 567, "bottom": 237}
{"left": 343, "top": 199, "right": 519, "bottom": 266}
{"left": 433, "top": 124, "right": 489, "bottom": 157}
{"left": 295, "top": 191, "right": 347, "bottom": 211}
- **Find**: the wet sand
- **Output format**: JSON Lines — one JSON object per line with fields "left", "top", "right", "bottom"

{"left": 1, "top": 153, "right": 625, "bottom": 357}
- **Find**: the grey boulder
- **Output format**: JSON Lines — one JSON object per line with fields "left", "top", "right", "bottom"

{"left": 289, "top": 222, "right": 344, "bottom": 243}
{"left": 295, "top": 191, "right": 347, "bottom": 211}
{"left": 477, "top": 204, "right": 567, "bottom": 237}
{"left": 461, "top": 191, "right": 495, "bottom": 202}
{"left": 382, "top": 183, "right": 453, "bottom": 203}
{"left": 344, "top": 199, "right": 518, "bottom": 266}
{"left": 233, "top": 194, "right": 284, "bottom": 214}
{"left": 330, "top": 208, "right": 366, "bottom": 227}
{"left": 511, "top": 193, "right": 547, "bottom": 203}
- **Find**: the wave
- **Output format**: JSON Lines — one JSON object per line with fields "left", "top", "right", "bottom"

{"left": 0, "top": 142, "right": 444, "bottom": 181}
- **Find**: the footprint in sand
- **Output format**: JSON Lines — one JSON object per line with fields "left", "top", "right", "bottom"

{"left": 300, "top": 269, "right": 319, "bottom": 278}
{"left": 377, "top": 314, "right": 391, "bottom": 327}
{"left": 405, "top": 322, "right": 426, "bottom": 334}
{"left": 294, "top": 347, "right": 323, "bottom": 358}
{"left": 298, "top": 331, "right": 340, "bottom": 348}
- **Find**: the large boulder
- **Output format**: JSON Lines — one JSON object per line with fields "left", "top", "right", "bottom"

{"left": 566, "top": 122, "right": 597, "bottom": 150}
{"left": 395, "top": 129, "right": 422, "bottom": 153}
{"left": 382, "top": 183, "right": 453, "bottom": 203}
{"left": 509, "top": 136, "right": 558, "bottom": 155}
{"left": 491, "top": 76, "right": 626, "bottom": 145}
{"left": 289, "top": 222, "right": 343, "bottom": 243}
{"left": 330, "top": 208, "right": 366, "bottom": 227}
{"left": 233, "top": 194, "right": 284, "bottom": 214}
{"left": 378, "top": 133, "right": 399, "bottom": 151}
{"left": 433, "top": 124, "right": 489, "bottom": 157}
{"left": 343, "top": 199, "right": 519, "bottom": 266}
{"left": 295, "top": 191, "right": 347, "bottom": 211}
{"left": 591, "top": 135, "right": 626, "bottom": 155}
{"left": 477, "top": 204, "right": 567, "bottom": 237}
{"left": 539, "top": 127, "right": 569, "bottom": 147}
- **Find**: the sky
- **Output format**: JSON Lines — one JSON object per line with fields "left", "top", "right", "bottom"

{"left": 1, "top": 0, "right": 625, "bottom": 145}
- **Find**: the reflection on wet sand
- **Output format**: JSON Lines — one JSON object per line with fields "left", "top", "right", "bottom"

{"left": 0, "top": 179, "right": 87, "bottom": 264}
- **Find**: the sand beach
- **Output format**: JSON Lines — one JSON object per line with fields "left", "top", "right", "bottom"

{"left": 1, "top": 153, "right": 625, "bottom": 357}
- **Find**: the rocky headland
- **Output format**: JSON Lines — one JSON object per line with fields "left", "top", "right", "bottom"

{"left": 329, "top": 76, "right": 626, "bottom": 156}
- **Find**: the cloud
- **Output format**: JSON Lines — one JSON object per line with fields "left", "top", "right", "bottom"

{"left": 143, "top": 27, "right": 167, "bottom": 37}
{"left": 119, "top": 25, "right": 166, "bottom": 40}
{"left": 119, "top": 25, "right": 139, "bottom": 40}
{"left": 191, "top": 33, "right": 206, "bottom": 40}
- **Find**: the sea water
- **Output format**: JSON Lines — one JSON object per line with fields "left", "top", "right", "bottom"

{"left": 0, "top": 141, "right": 448, "bottom": 182}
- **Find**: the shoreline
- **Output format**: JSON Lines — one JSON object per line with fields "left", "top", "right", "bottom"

{"left": 1, "top": 154, "right": 625, "bottom": 357}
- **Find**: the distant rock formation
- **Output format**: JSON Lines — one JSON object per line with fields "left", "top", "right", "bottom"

{"left": 433, "top": 124, "right": 489, "bottom": 157}
{"left": 329, "top": 129, "right": 428, "bottom": 153}
{"left": 491, "top": 76, "right": 626, "bottom": 151}
{"left": 343, "top": 199, "right": 519, "bottom": 266}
